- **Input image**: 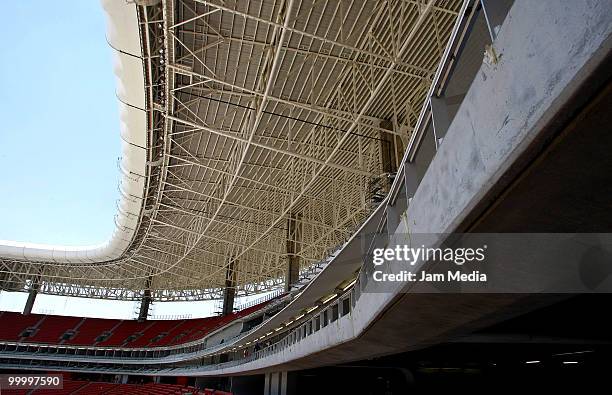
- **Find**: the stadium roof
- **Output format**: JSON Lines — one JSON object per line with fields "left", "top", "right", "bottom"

{"left": 0, "top": 0, "right": 462, "bottom": 301}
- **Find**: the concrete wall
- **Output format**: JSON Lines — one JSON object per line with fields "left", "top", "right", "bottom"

{"left": 206, "top": 322, "right": 243, "bottom": 347}
{"left": 408, "top": 0, "right": 612, "bottom": 236}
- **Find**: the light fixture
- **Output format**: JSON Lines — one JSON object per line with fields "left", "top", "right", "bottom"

{"left": 321, "top": 293, "right": 337, "bottom": 304}
{"left": 341, "top": 279, "right": 357, "bottom": 291}
{"left": 553, "top": 350, "right": 593, "bottom": 356}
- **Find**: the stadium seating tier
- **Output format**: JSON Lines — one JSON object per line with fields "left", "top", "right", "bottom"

{"left": 0, "top": 297, "right": 279, "bottom": 349}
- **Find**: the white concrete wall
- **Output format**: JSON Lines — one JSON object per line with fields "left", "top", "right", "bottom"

{"left": 206, "top": 322, "right": 243, "bottom": 347}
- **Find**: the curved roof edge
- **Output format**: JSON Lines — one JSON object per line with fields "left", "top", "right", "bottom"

{"left": 0, "top": 0, "right": 146, "bottom": 264}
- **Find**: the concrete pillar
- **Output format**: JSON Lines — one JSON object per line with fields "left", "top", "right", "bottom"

{"left": 222, "top": 259, "right": 237, "bottom": 316}
{"left": 285, "top": 213, "right": 302, "bottom": 292}
{"left": 264, "top": 371, "right": 296, "bottom": 395}
{"left": 280, "top": 371, "right": 297, "bottom": 395}
{"left": 138, "top": 275, "right": 153, "bottom": 321}
{"left": 264, "top": 373, "right": 271, "bottom": 395}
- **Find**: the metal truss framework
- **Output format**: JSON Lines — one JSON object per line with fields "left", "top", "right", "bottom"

{"left": 0, "top": 0, "right": 462, "bottom": 301}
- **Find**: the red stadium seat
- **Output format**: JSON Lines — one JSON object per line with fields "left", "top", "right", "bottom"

{"left": 30, "top": 379, "right": 88, "bottom": 395}
{"left": 96, "top": 320, "right": 152, "bottom": 347}
{"left": 63, "top": 317, "right": 119, "bottom": 346}
{"left": 127, "top": 319, "right": 181, "bottom": 347}
{"left": 0, "top": 312, "right": 44, "bottom": 341}
{"left": 28, "top": 315, "right": 82, "bottom": 344}
{"left": 0, "top": 294, "right": 283, "bottom": 349}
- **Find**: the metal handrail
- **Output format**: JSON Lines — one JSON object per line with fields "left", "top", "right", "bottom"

{"left": 234, "top": 289, "right": 284, "bottom": 312}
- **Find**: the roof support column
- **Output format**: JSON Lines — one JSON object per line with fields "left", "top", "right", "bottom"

{"left": 222, "top": 259, "right": 237, "bottom": 316}
{"left": 285, "top": 213, "right": 302, "bottom": 292}
{"left": 430, "top": 96, "right": 452, "bottom": 146}
{"left": 22, "top": 276, "right": 41, "bottom": 315}
{"left": 138, "top": 275, "right": 153, "bottom": 321}
{"left": 379, "top": 119, "right": 400, "bottom": 194}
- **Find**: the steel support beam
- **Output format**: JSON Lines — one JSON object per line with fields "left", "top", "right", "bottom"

{"left": 222, "top": 259, "right": 237, "bottom": 316}
{"left": 285, "top": 213, "right": 302, "bottom": 292}
{"left": 138, "top": 275, "right": 154, "bottom": 321}
{"left": 22, "top": 283, "right": 39, "bottom": 315}
{"left": 227, "top": 0, "right": 438, "bottom": 270}
{"left": 378, "top": 119, "right": 398, "bottom": 194}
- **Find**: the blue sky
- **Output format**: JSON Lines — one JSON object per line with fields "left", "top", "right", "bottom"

{"left": 0, "top": 1, "right": 120, "bottom": 246}
{"left": 0, "top": 290, "right": 275, "bottom": 320}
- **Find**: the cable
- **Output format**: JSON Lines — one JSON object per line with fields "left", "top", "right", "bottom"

{"left": 116, "top": 93, "right": 147, "bottom": 113}
{"left": 106, "top": 36, "right": 143, "bottom": 60}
